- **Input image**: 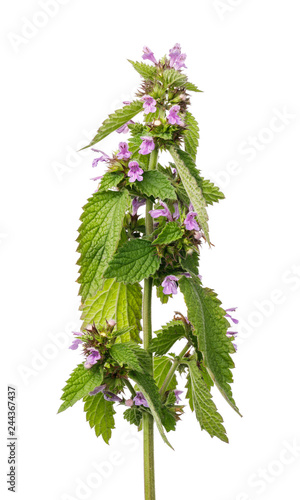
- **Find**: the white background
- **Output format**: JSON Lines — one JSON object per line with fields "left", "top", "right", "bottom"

{"left": 1, "top": 1, "right": 300, "bottom": 499}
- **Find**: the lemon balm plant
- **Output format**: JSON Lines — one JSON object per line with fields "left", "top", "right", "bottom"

{"left": 58, "top": 44, "right": 241, "bottom": 500}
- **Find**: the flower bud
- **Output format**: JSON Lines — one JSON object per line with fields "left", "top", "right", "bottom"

{"left": 153, "top": 119, "right": 161, "bottom": 127}
{"left": 125, "top": 399, "right": 134, "bottom": 407}
{"left": 107, "top": 319, "right": 116, "bottom": 327}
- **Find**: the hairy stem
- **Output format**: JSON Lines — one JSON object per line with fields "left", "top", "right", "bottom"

{"left": 159, "top": 343, "right": 190, "bottom": 396}
{"left": 143, "top": 147, "right": 158, "bottom": 500}
{"left": 124, "top": 378, "right": 136, "bottom": 398}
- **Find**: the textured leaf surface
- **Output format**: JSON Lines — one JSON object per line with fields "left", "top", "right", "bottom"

{"left": 77, "top": 191, "right": 129, "bottom": 301}
{"left": 84, "top": 392, "right": 116, "bottom": 444}
{"left": 110, "top": 342, "right": 152, "bottom": 373}
{"left": 137, "top": 171, "right": 176, "bottom": 200}
{"left": 98, "top": 172, "right": 124, "bottom": 192}
{"left": 185, "top": 82, "right": 202, "bottom": 92}
{"left": 184, "top": 112, "right": 199, "bottom": 161}
{"left": 104, "top": 239, "right": 161, "bottom": 284}
{"left": 162, "top": 69, "right": 187, "bottom": 88}
{"left": 83, "top": 101, "right": 143, "bottom": 149}
{"left": 123, "top": 407, "right": 143, "bottom": 427}
{"left": 169, "top": 147, "right": 210, "bottom": 244}
{"left": 58, "top": 364, "right": 103, "bottom": 413}
{"left": 201, "top": 178, "right": 225, "bottom": 205}
{"left": 179, "top": 275, "right": 240, "bottom": 414}
{"left": 128, "top": 60, "right": 157, "bottom": 80}
{"left": 180, "top": 252, "right": 199, "bottom": 275}
{"left": 152, "top": 222, "right": 183, "bottom": 246}
{"left": 188, "top": 359, "right": 228, "bottom": 442}
{"left": 81, "top": 278, "right": 142, "bottom": 343}
{"left": 154, "top": 356, "right": 177, "bottom": 390}
{"left": 150, "top": 321, "right": 186, "bottom": 356}
{"left": 129, "top": 370, "right": 173, "bottom": 449}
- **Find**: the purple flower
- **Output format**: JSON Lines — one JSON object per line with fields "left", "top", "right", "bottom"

{"left": 89, "top": 384, "right": 122, "bottom": 402}
{"left": 142, "top": 46, "right": 157, "bottom": 65}
{"left": 89, "top": 384, "right": 106, "bottom": 396}
{"left": 91, "top": 149, "right": 110, "bottom": 168}
{"left": 123, "top": 100, "right": 132, "bottom": 106}
{"left": 128, "top": 161, "right": 144, "bottom": 182}
{"left": 225, "top": 308, "right": 239, "bottom": 325}
{"left": 141, "top": 95, "right": 157, "bottom": 114}
{"left": 131, "top": 197, "right": 146, "bottom": 216}
{"left": 174, "top": 390, "right": 183, "bottom": 404}
{"left": 133, "top": 392, "right": 149, "bottom": 407}
{"left": 91, "top": 175, "right": 103, "bottom": 182}
{"left": 184, "top": 211, "right": 200, "bottom": 231}
{"left": 84, "top": 348, "right": 101, "bottom": 369}
{"left": 117, "top": 120, "right": 134, "bottom": 134}
{"left": 226, "top": 331, "right": 238, "bottom": 338}
{"left": 149, "top": 201, "right": 173, "bottom": 221}
{"left": 117, "top": 142, "right": 132, "bottom": 160}
{"left": 167, "top": 105, "right": 184, "bottom": 126}
{"left": 232, "top": 343, "right": 238, "bottom": 352}
{"left": 162, "top": 275, "right": 179, "bottom": 295}
{"left": 173, "top": 202, "right": 180, "bottom": 220}
{"left": 139, "top": 136, "right": 155, "bottom": 155}
{"left": 169, "top": 43, "right": 187, "bottom": 70}
{"left": 69, "top": 339, "right": 82, "bottom": 350}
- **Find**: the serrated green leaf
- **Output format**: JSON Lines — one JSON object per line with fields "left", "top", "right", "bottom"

{"left": 58, "top": 364, "right": 103, "bottom": 413}
{"left": 162, "top": 69, "right": 187, "bottom": 88}
{"left": 81, "top": 278, "right": 142, "bottom": 343}
{"left": 201, "top": 178, "right": 225, "bottom": 205}
{"left": 104, "top": 239, "right": 161, "bottom": 284}
{"left": 77, "top": 190, "right": 129, "bottom": 301}
{"left": 83, "top": 392, "right": 116, "bottom": 444}
{"left": 169, "top": 147, "right": 210, "bottom": 244}
{"left": 180, "top": 252, "right": 200, "bottom": 275}
{"left": 179, "top": 275, "right": 240, "bottom": 415}
{"left": 129, "top": 370, "right": 173, "bottom": 449}
{"left": 150, "top": 321, "right": 185, "bottom": 356}
{"left": 128, "top": 60, "right": 157, "bottom": 80}
{"left": 162, "top": 407, "right": 177, "bottom": 432}
{"left": 82, "top": 101, "right": 143, "bottom": 149}
{"left": 110, "top": 342, "right": 152, "bottom": 373}
{"left": 188, "top": 359, "right": 228, "bottom": 443}
{"left": 152, "top": 222, "right": 183, "bottom": 246}
{"left": 136, "top": 171, "right": 176, "bottom": 201}
{"left": 184, "top": 111, "right": 199, "bottom": 161}
{"left": 185, "top": 82, "right": 202, "bottom": 92}
{"left": 154, "top": 357, "right": 177, "bottom": 391}
{"left": 123, "top": 407, "right": 143, "bottom": 427}
{"left": 98, "top": 172, "right": 124, "bottom": 191}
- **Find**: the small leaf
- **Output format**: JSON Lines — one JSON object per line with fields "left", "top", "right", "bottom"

{"left": 98, "top": 172, "right": 124, "bottom": 192}
{"left": 110, "top": 342, "right": 152, "bottom": 373}
{"left": 180, "top": 252, "right": 200, "bottom": 275}
{"left": 184, "top": 111, "right": 199, "bottom": 161}
{"left": 82, "top": 101, "right": 144, "bottom": 149}
{"left": 136, "top": 171, "right": 176, "bottom": 201}
{"left": 162, "top": 69, "right": 187, "bottom": 88}
{"left": 123, "top": 407, "right": 143, "bottom": 427}
{"left": 200, "top": 178, "right": 225, "bottom": 205}
{"left": 58, "top": 364, "right": 103, "bottom": 413}
{"left": 152, "top": 222, "right": 183, "bottom": 246}
{"left": 104, "top": 239, "right": 161, "bottom": 284}
{"left": 154, "top": 357, "right": 177, "bottom": 391}
{"left": 188, "top": 359, "right": 228, "bottom": 443}
{"left": 77, "top": 190, "right": 129, "bottom": 301}
{"left": 128, "top": 60, "right": 157, "bottom": 80}
{"left": 150, "top": 321, "right": 185, "bottom": 356}
{"left": 185, "top": 82, "right": 202, "bottom": 92}
{"left": 81, "top": 278, "right": 142, "bottom": 343}
{"left": 129, "top": 370, "right": 174, "bottom": 449}
{"left": 84, "top": 392, "right": 116, "bottom": 444}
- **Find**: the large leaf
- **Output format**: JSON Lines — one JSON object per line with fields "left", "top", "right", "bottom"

{"left": 81, "top": 278, "right": 142, "bottom": 343}
{"left": 150, "top": 321, "right": 186, "bottom": 356}
{"left": 169, "top": 147, "right": 210, "bottom": 244}
{"left": 128, "top": 60, "right": 157, "bottom": 80}
{"left": 110, "top": 342, "right": 152, "bottom": 373}
{"left": 184, "top": 111, "right": 199, "bottom": 161}
{"left": 82, "top": 101, "right": 144, "bottom": 149}
{"left": 129, "top": 370, "right": 173, "bottom": 449}
{"left": 104, "top": 239, "right": 161, "bottom": 284}
{"left": 137, "top": 171, "right": 176, "bottom": 201}
{"left": 84, "top": 392, "right": 116, "bottom": 444}
{"left": 154, "top": 357, "right": 177, "bottom": 391}
{"left": 152, "top": 222, "right": 183, "bottom": 246}
{"left": 188, "top": 359, "right": 228, "bottom": 443}
{"left": 58, "top": 364, "right": 103, "bottom": 413}
{"left": 179, "top": 275, "right": 240, "bottom": 415}
{"left": 77, "top": 190, "right": 129, "bottom": 301}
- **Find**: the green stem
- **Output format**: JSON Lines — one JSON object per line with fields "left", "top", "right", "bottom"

{"left": 159, "top": 343, "right": 190, "bottom": 396}
{"left": 124, "top": 378, "right": 136, "bottom": 398}
{"left": 143, "top": 147, "right": 158, "bottom": 500}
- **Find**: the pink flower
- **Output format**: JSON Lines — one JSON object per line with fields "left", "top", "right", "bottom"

{"left": 149, "top": 201, "right": 173, "bottom": 221}
{"left": 162, "top": 275, "right": 179, "bottom": 295}
{"left": 128, "top": 161, "right": 144, "bottom": 182}
{"left": 117, "top": 120, "right": 134, "bottom": 134}
{"left": 117, "top": 142, "right": 132, "bottom": 160}
{"left": 174, "top": 390, "right": 184, "bottom": 404}
{"left": 91, "top": 149, "right": 110, "bottom": 167}
{"left": 139, "top": 136, "right": 155, "bottom": 155}
{"left": 84, "top": 348, "right": 101, "bottom": 369}
{"left": 142, "top": 46, "right": 157, "bottom": 65}
{"left": 184, "top": 211, "right": 200, "bottom": 231}
{"left": 167, "top": 105, "right": 185, "bottom": 126}
{"left": 141, "top": 95, "right": 157, "bottom": 114}
{"left": 169, "top": 43, "right": 187, "bottom": 70}
{"left": 131, "top": 197, "right": 146, "bottom": 216}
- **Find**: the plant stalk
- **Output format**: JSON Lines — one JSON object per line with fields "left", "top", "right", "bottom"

{"left": 160, "top": 343, "right": 190, "bottom": 396}
{"left": 143, "top": 147, "right": 158, "bottom": 500}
